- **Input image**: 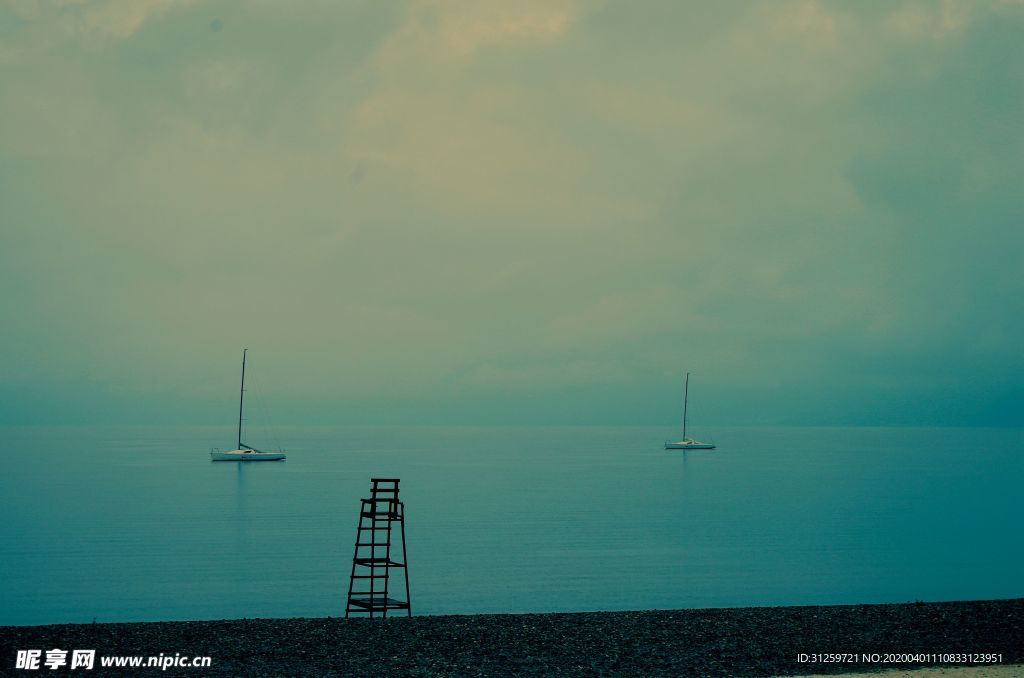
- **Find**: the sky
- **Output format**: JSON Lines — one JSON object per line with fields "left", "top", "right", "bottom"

{"left": 1, "top": 0, "right": 1021, "bottom": 427}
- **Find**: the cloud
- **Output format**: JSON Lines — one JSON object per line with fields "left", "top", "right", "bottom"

{"left": 454, "top": 359, "right": 631, "bottom": 392}
{"left": 434, "top": 0, "right": 573, "bottom": 57}
{"left": 2, "top": 0, "right": 194, "bottom": 41}
{"left": 376, "top": 0, "right": 575, "bottom": 63}
{"left": 76, "top": 0, "right": 193, "bottom": 39}
{"left": 1, "top": 0, "right": 1021, "bottom": 425}
{"left": 882, "top": 0, "right": 973, "bottom": 40}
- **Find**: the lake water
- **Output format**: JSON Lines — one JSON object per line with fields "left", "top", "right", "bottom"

{"left": 1, "top": 425, "right": 1021, "bottom": 625}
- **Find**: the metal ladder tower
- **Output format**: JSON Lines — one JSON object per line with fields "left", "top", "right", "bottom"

{"left": 344, "top": 478, "right": 411, "bottom": 618}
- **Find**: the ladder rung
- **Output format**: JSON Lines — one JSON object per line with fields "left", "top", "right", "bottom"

{"left": 350, "top": 574, "right": 390, "bottom": 579}
{"left": 348, "top": 597, "right": 408, "bottom": 610}
{"left": 354, "top": 557, "right": 404, "bottom": 567}
{"left": 357, "top": 526, "right": 390, "bottom": 530}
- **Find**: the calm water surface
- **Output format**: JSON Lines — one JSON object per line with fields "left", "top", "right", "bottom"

{"left": 1, "top": 425, "right": 1021, "bottom": 625}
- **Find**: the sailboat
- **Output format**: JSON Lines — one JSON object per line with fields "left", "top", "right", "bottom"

{"left": 210, "top": 349, "right": 286, "bottom": 461}
{"left": 664, "top": 372, "right": 715, "bottom": 450}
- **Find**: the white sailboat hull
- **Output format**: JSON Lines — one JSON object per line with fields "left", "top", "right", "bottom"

{"left": 664, "top": 440, "right": 716, "bottom": 450}
{"left": 210, "top": 449, "right": 286, "bottom": 461}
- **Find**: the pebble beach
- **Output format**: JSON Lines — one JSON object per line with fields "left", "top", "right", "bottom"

{"left": 2, "top": 599, "right": 1021, "bottom": 676}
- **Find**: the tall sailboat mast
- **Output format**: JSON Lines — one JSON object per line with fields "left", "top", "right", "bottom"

{"left": 665, "top": 370, "right": 714, "bottom": 450}
{"left": 683, "top": 371, "right": 689, "bottom": 439}
{"left": 237, "top": 348, "right": 247, "bottom": 450}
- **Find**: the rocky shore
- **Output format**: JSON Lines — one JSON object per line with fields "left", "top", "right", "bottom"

{"left": 2, "top": 599, "right": 1021, "bottom": 676}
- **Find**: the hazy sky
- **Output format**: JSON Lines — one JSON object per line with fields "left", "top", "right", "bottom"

{"left": 1, "top": 0, "right": 1021, "bottom": 427}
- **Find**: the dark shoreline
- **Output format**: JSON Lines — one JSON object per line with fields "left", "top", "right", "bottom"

{"left": 2, "top": 599, "right": 1021, "bottom": 676}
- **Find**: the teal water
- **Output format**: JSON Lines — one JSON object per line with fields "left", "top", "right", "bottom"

{"left": 1, "top": 426, "right": 1021, "bottom": 625}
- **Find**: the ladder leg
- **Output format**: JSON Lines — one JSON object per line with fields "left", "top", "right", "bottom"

{"left": 383, "top": 505, "right": 394, "bottom": 620}
{"left": 400, "top": 502, "right": 411, "bottom": 617}
{"left": 345, "top": 504, "right": 366, "bottom": 619}
{"left": 369, "top": 512, "right": 378, "bottom": 619}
